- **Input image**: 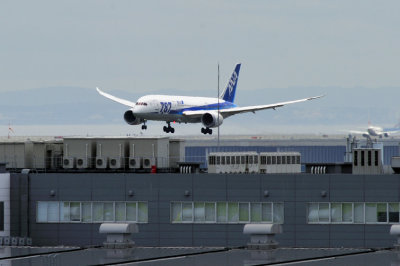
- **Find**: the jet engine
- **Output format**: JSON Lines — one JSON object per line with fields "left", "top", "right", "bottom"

{"left": 201, "top": 112, "right": 223, "bottom": 128}
{"left": 124, "top": 110, "right": 143, "bottom": 125}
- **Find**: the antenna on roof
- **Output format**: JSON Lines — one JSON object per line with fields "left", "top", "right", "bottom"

{"left": 8, "top": 121, "right": 14, "bottom": 139}
{"left": 217, "top": 63, "right": 220, "bottom": 150}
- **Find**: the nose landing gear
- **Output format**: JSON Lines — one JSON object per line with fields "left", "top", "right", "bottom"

{"left": 141, "top": 121, "right": 147, "bottom": 130}
{"left": 201, "top": 127, "right": 212, "bottom": 135}
{"left": 163, "top": 122, "right": 175, "bottom": 133}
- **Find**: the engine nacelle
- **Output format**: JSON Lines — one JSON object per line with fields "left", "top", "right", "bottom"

{"left": 201, "top": 112, "right": 223, "bottom": 128}
{"left": 124, "top": 110, "right": 143, "bottom": 125}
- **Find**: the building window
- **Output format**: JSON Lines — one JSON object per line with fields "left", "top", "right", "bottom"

{"left": 375, "top": 151, "right": 379, "bottom": 166}
{"left": 208, "top": 156, "right": 215, "bottom": 165}
{"left": 307, "top": 202, "right": 400, "bottom": 224}
{"left": 249, "top": 156, "right": 253, "bottom": 165}
{"left": 236, "top": 156, "right": 240, "bottom": 165}
{"left": 368, "top": 151, "right": 372, "bottom": 166}
{"left": 261, "top": 156, "right": 266, "bottom": 165}
{"left": 37, "top": 201, "right": 148, "bottom": 223}
{"left": 354, "top": 151, "right": 358, "bottom": 166}
{"left": 170, "top": 201, "right": 284, "bottom": 224}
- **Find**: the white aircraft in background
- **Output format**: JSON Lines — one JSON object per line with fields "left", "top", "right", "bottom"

{"left": 350, "top": 122, "right": 400, "bottom": 138}
{"left": 96, "top": 63, "right": 323, "bottom": 135}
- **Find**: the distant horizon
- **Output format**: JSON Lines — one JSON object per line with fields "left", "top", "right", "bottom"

{"left": 3, "top": 123, "right": 399, "bottom": 138}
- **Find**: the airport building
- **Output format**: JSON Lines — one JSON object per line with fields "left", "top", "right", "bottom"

{"left": 1, "top": 135, "right": 400, "bottom": 250}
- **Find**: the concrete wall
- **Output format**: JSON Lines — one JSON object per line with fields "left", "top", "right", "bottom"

{"left": 0, "top": 143, "right": 26, "bottom": 169}
{"left": 16, "top": 173, "right": 400, "bottom": 248}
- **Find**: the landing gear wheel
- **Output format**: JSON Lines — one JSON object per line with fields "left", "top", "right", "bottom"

{"left": 142, "top": 125, "right": 147, "bottom": 130}
{"left": 201, "top": 127, "right": 212, "bottom": 135}
{"left": 163, "top": 123, "right": 175, "bottom": 133}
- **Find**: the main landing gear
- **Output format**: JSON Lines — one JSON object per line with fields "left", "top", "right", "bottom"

{"left": 163, "top": 122, "right": 175, "bottom": 133}
{"left": 201, "top": 127, "right": 212, "bottom": 135}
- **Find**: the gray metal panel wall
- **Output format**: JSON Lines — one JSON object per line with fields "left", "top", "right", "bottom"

{"left": 384, "top": 146, "right": 399, "bottom": 165}
{"left": 21, "top": 173, "right": 400, "bottom": 248}
{"left": 10, "top": 173, "right": 28, "bottom": 237}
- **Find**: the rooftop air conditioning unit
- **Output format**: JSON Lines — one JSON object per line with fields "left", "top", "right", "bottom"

{"left": 63, "top": 157, "right": 75, "bottom": 169}
{"left": 76, "top": 157, "right": 90, "bottom": 169}
{"left": 109, "top": 157, "right": 124, "bottom": 169}
{"left": 96, "top": 157, "right": 108, "bottom": 169}
{"left": 129, "top": 157, "right": 141, "bottom": 169}
{"left": 142, "top": 157, "right": 155, "bottom": 169}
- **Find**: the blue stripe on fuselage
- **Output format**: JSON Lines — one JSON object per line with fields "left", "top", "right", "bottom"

{"left": 170, "top": 101, "right": 237, "bottom": 115}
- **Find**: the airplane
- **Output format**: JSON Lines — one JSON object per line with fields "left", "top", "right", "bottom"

{"left": 96, "top": 63, "right": 324, "bottom": 135}
{"left": 350, "top": 122, "right": 400, "bottom": 138}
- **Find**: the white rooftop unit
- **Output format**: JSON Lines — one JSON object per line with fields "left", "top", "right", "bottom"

{"left": 259, "top": 152, "right": 301, "bottom": 174}
{"left": 95, "top": 139, "right": 128, "bottom": 169}
{"left": 169, "top": 139, "right": 185, "bottom": 169}
{"left": 0, "top": 139, "right": 63, "bottom": 170}
{"left": 208, "top": 152, "right": 259, "bottom": 174}
{"left": 0, "top": 141, "right": 29, "bottom": 169}
{"left": 127, "top": 137, "right": 170, "bottom": 169}
{"left": 63, "top": 137, "right": 97, "bottom": 169}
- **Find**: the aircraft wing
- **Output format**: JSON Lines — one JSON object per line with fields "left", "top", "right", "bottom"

{"left": 183, "top": 95, "right": 324, "bottom": 118}
{"left": 384, "top": 129, "right": 400, "bottom": 135}
{"left": 349, "top": 130, "right": 368, "bottom": 135}
{"left": 96, "top": 87, "right": 136, "bottom": 108}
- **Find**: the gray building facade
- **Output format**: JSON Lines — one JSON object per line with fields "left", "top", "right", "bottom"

{"left": 8, "top": 173, "right": 400, "bottom": 248}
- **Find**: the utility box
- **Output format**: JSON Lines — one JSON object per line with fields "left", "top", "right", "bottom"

{"left": 127, "top": 137, "right": 170, "bottom": 169}
{"left": 96, "top": 138, "right": 129, "bottom": 169}
{"left": 259, "top": 152, "right": 301, "bottom": 174}
{"left": 353, "top": 148, "right": 383, "bottom": 175}
{"left": 63, "top": 137, "right": 97, "bottom": 169}
{"left": 169, "top": 139, "right": 185, "bottom": 169}
{"left": 208, "top": 152, "right": 259, "bottom": 174}
{"left": 0, "top": 141, "right": 29, "bottom": 169}
{"left": 31, "top": 140, "right": 63, "bottom": 169}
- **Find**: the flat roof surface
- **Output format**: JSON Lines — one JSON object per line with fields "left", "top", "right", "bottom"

{"left": 0, "top": 246, "right": 393, "bottom": 266}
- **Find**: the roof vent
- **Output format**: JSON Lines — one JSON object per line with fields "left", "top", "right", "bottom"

{"left": 390, "top": 225, "right": 400, "bottom": 250}
{"left": 243, "top": 223, "right": 282, "bottom": 250}
{"left": 99, "top": 223, "right": 138, "bottom": 249}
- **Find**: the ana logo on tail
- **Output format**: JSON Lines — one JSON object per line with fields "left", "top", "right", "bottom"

{"left": 228, "top": 71, "right": 238, "bottom": 95}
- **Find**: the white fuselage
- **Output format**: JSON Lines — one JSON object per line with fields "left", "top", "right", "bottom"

{"left": 131, "top": 95, "right": 235, "bottom": 123}
{"left": 367, "top": 126, "right": 383, "bottom": 137}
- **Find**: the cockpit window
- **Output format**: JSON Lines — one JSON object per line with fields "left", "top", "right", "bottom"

{"left": 135, "top": 102, "right": 148, "bottom": 106}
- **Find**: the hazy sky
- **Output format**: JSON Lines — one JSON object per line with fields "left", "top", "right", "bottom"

{"left": 1, "top": 0, "right": 400, "bottom": 94}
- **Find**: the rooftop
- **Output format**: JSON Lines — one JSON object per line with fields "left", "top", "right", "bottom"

{"left": 0, "top": 246, "right": 396, "bottom": 266}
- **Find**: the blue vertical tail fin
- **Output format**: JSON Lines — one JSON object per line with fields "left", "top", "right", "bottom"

{"left": 219, "top": 63, "right": 241, "bottom": 103}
